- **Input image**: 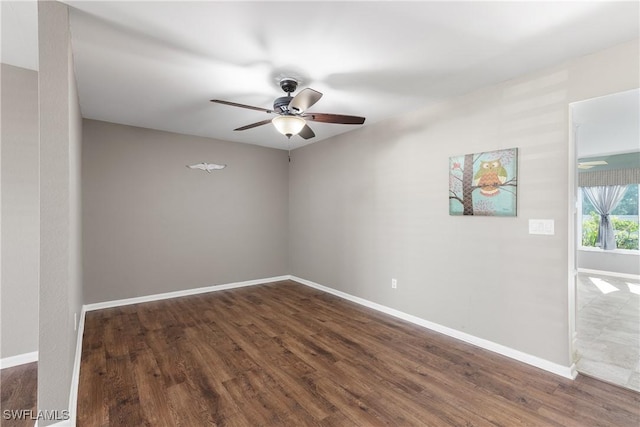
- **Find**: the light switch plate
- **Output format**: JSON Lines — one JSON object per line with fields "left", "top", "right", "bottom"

{"left": 529, "top": 219, "right": 554, "bottom": 235}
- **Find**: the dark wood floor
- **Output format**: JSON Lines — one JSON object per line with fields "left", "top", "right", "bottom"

{"left": 78, "top": 280, "right": 640, "bottom": 426}
{"left": 1, "top": 362, "right": 37, "bottom": 427}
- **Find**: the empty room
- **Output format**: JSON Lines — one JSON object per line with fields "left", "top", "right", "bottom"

{"left": 1, "top": 1, "right": 639, "bottom": 426}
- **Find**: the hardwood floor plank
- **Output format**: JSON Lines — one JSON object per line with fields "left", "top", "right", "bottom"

{"left": 143, "top": 328, "right": 188, "bottom": 387}
{"left": 77, "top": 349, "right": 109, "bottom": 426}
{"left": 212, "top": 315, "right": 336, "bottom": 421}
{"left": 555, "top": 375, "right": 640, "bottom": 413}
{"left": 541, "top": 378, "right": 640, "bottom": 427}
{"left": 308, "top": 375, "right": 390, "bottom": 427}
{"left": 166, "top": 382, "right": 215, "bottom": 427}
{"left": 130, "top": 348, "right": 174, "bottom": 427}
{"left": 78, "top": 280, "right": 640, "bottom": 426}
{"left": 368, "top": 352, "right": 552, "bottom": 427}
{"left": 222, "top": 370, "right": 287, "bottom": 426}
{"left": 105, "top": 355, "right": 144, "bottom": 426}
{"left": 335, "top": 357, "right": 494, "bottom": 427}
{"left": 0, "top": 362, "right": 37, "bottom": 427}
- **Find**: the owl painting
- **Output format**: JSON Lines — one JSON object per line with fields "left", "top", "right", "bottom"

{"left": 473, "top": 159, "right": 507, "bottom": 197}
{"left": 450, "top": 147, "right": 517, "bottom": 216}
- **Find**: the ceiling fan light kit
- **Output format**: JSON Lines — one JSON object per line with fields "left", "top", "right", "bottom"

{"left": 272, "top": 115, "right": 306, "bottom": 138}
{"left": 211, "top": 77, "right": 366, "bottom": 141}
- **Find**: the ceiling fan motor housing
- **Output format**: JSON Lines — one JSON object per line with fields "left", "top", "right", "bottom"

{"left": 274, "top": 96, "right": 293, "bottom": 113}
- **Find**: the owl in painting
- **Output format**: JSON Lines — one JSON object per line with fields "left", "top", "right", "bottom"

{"left": 473, "top": 159, "right": 507, "bottom": 196}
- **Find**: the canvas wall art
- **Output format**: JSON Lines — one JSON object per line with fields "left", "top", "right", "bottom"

{"left": 449, "top": 148, "right": 518, "bottom": 216}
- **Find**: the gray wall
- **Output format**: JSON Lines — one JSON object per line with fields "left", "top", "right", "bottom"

{"left": 82, "top": 119, "right": 289, "bottom": 303}
{"left": 1, "top": 63, "right": 39, "bottom": 359}
{"left": 578, "top": 250, "right": 640, "bottom": 276}
{"left": 38, "top": 1, "right": 84, "bottom": 423}
{"left": 289, "top": 40, "right": 639, "bottom": 367}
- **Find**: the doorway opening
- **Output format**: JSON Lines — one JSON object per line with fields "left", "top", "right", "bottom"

{"left": 570, "top": 88, "right": 640, "bottom": 392}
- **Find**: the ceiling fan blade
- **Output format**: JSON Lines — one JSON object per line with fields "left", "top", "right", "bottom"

{"left": 288, "top": 88, "right": 323, "bottom": 114}
{"left": 298, "top": 124, "right": 315, "bottom": 140}
{"left": 234, "top": 119, "right": 273, "bottom": 131}
{"left": 304, "top": 112, "right": 366, "bottom": 125}
{"left": 211, "top": 99, "right": 272, "bottom": 113}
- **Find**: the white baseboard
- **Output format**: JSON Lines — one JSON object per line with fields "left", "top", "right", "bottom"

{"left": 0, "top": 351, "right": 38, "bottom": 369}
{"left": 290, "top": 275, "right": 576, "bottom": 380}
{"left": 67, "top": 306, "right": 87, "bottom": 427}
{"left": 83, "top": 275, "right": 290, "bottom": 312}
{"left": 577, "top": 268, "right": 640, "bottom": 281}
{"left": 570, "top": 363, "right": 578, "bottom": 379}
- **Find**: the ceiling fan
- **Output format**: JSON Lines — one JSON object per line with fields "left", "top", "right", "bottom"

{"left": 210, "top": 78, "right": 366, "bottom": 140}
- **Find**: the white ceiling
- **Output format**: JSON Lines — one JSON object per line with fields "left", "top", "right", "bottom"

{"left": 1, "top": 0, "right": 38, "bottom": 70}
{"left": 4, "top": 1, "right": 639, "bottom": 150}
{"left": 573, "top": 89, "right": 640, "bottom": 159}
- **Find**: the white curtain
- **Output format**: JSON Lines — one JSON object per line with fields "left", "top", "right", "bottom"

{"left": 583, "top": 185, "right": 628, "bottom": 250}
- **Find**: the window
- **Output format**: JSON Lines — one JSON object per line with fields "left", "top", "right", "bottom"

{"left": 581, "top": 184, "right": 639, "bottom": 250}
